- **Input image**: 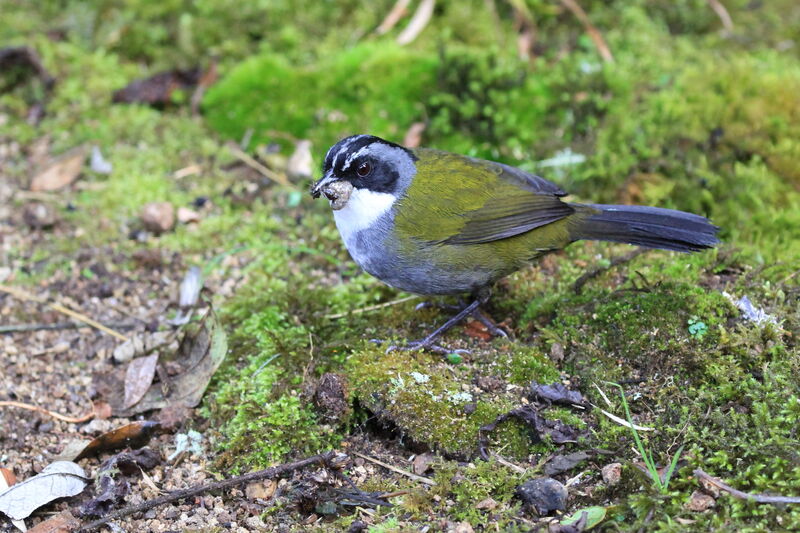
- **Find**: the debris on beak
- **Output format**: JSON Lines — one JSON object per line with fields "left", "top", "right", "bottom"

{"left": 323, "top": 180, "right": 353, "bottom": 210}
{"left": 311, "top": 175, "right": 354, "bottom": 210}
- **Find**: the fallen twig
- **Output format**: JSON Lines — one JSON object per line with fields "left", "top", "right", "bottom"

{"left": 396, "top": 0, "right": 435, "bottom": 45}
{"left": 0, "top": 283, "right": 128, "bottom": 341}
{"left": 707, "top": 0, "right": 733, "bottom": 32}
{"left": 226, "top": 142, "right": 293, "bottom": 188}
{"left": 0, "top": 400, "right": 95, "bottom": 424}
{"left": 559, "top": 0, "right": 614, "bottom": 63}
{"left": 78, "top": 450, "right": 340, "bottom": 532}
{"left": 323, "top": 295, "right": 420, "bottom": 319}
{"left": 490, "top": 451, "right": 527, "bottom": 475}
{"left": 353, "top": 452, "right": 437, "bottom": 486}
{"left": 572, "top": 248, "right": 648, "bottom": 294}
{"left": 693, "top": 469, "right": 800, "bottom": 505}
{"left": 0, "top": 321, "right": 138, "bottom": 334}
{"left": 376, "top": 0, "right": 412, "bottom": 34}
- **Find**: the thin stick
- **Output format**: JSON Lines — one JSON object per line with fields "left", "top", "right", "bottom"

{"left": 353, "top": 452, "right": 437, "bottom": 486}
{"left": 0, "top": 400, "right": 95, "bottom": 424}
{"left": 706, "top": 0, "right": 733, "bottom": 31}
{"left": 396, "top": 0, "right": 435, "bottom": 46}
{"left": 376, "top": 0, "right": 412, "bottom": 34}
{"left": 572, "top": 248, "right": 647, "bottom": 294}
{"left": 0, "top": 284, "right": 128, "bottom": 341}
{"left": 559, "top": 0, "right": 614, "bottom": 63}
{"left": 693, "top": 469, "right": 800, "bottom": 504}
{"left": 78, "top": 451, "right": 338, "bottom": 532}
{"left": 0, "top": 321, "right": 137, "bottom": 334}
{"left": 323, "top": 295, "right": 420, "bottom": 319}
{"left": 226, "top": 142, "right": 294, "bottom": 188}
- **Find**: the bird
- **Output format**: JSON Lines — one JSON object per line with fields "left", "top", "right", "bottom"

{"left": 311, "top": 134, "right": 719, "bottom": 353}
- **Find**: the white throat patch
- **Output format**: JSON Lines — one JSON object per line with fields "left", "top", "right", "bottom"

{"left": 333, "top": 188, "right": 396, "bottom": 244}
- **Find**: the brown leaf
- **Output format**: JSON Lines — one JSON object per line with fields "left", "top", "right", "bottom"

{"left": 30, "top": 146, "right": 87, "bottom": 191}
{"left": 27, "top": 510, "right": 80, "bottom": 533}
{"left": 124, "top": 354, "right": 159, "bottom": 409}
{"left": 0, "top": 467, "right": 15, "bottom": 486}
{"left": 411, "top": 452, "right": 435, "bottom": 475}
{"left": 245, "top": 479, "right": 276, "bottom": 500}
{"left": 113, "top": 68, "right": 202, "bottom": 107}
{"left": 93, "top": 401, "right": 112, "bottom": 420}
{"left": 75, "top": 421, "right": 161, "bottom": 460}
{"left": 110, "top": 310, "right": 227, "bottom": 416}
{"left": 177, "top": 206, "right": 201, "bottom": 224}
{"left": 601, "top": 462, "right": 622, "bottom": 486}
{"left": 464, "top": 319, "right": 492, "bottom": 341}
{"left": 686, "top": 490, "right": 716, "bottom": 512}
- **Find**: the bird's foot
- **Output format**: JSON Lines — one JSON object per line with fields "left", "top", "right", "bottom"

{"left": 471, "top": 309, "right": 509, "bottom": 339}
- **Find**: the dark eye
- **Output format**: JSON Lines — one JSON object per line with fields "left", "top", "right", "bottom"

{"left": 356, "top": 161, "right": 372, "bottom": 178}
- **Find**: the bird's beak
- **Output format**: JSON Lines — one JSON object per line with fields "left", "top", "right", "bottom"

{"left": 310, "top": 173, "right": 354, "bottom": 211}
{"left": 310, "top": 174, "right": 337, "bottom": 199}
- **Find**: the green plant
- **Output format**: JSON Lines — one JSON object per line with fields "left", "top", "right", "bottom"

{"left": 607, "top": 382, "right": 684, "bottom": 493}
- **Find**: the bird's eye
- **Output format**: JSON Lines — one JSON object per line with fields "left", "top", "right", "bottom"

{"left": 356, "top": 161, "right": 372, "bottom": 178}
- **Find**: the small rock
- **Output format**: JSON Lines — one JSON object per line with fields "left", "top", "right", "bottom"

{"left": 347, "top": 520, "right": 368, "bottom": 533}
{"left": 601, "top": 462, "right": 622, "bottom": 486}
{"left": 140, "top": 201, "right": 175, "bottom": 233}
{"left": 463, "top": 403, "right": 477, "bottom": 415}
{"left": 113, "top": 335, "right": 145, "bottom": 363}
{"left": 515, "top": 477, "right": 568, "bottom": 515}
{"left": 475, "top": 497, "right": 498, "bottom": 510}
{"left": 686, "top": 490, "right": 715, "bottom": 512}
{"left": 549, "top": 342, "right": 565, "bottom": 362}
{"left": 450, "top": 522, "right": 474, "bottom": 533}
{"left": 475, "top": 375, "right": 504, "bottom": 392}
{"left": 177, "top": 206, "right": 201, "bottom": 224}
{"left": 544, "top": 451, "right": 590, "bottom": 476}
{"left": 23, "top": 202, "right": 58, "bottom": 228}
{"left": 245, "top": 516, "right": 267, "bottom": 529}
{"left": 287, "top": 140, "right": 313, "bottom": 178}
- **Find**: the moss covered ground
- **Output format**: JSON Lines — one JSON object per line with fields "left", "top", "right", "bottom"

{"left": 2, "top": 0, "right": 799, "bottom": 531}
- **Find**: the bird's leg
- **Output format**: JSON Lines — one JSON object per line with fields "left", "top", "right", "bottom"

{"left": 386, "top": 299, "right": 482, "bottom": 354}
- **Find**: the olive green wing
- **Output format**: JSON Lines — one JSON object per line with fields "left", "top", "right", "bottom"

{"left": 397, "top": 149, "right": 574, "bottom": 245}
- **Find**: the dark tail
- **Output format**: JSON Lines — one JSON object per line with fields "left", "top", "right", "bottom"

{"left": 569, "top": 204, "right": 720, "bottom": 252}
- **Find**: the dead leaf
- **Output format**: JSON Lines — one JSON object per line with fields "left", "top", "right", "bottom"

{"left": 89, "top": 146, "right": 112, "bottom": 174}
{"left": 287, "top": 140, "right": 313, "bottom": 178}
{"left": 686, "top": 490, "right": 716, "bottom": 512}
{"left": 52, "top": 439, "right": 93, "bottom": 462}
{"left": 74, "top": 421, "right": 161, "bottom": 461}
{"left": 124, "top": 354, "right": 159, "bottom": 409}
{"left": 0, "top": 461, "right": 88, "bottom": 521}
{"left": 177, "top": 206, "right": 201, "bottom": 224}
{"left": 29, "top": 146, "right": 87, "bottom": 192}
{"left": 93, "top": 401, "right": 112, "bottom": 420}
{"left": 111, "top": 310, "right": 227, "bottom": 416}
{"left": 27, "top": 510, "right": 80, "bottom": 533}
{"left": 411, "top": 453, "right": 435, "bottom": 475}
{"left": 464, "top": 319, "right": 492, "bottom": 341}
{"left": 245, "top": 479, "right": 277, "bottom": 500}
{"left": 544, "top": 452, "right": 590, "bottom": 476}
{"left": 475, "top": 497, "right": 498, "bottom": 510}
{"left": 0, "top": 468, "right": 16, "bottom": 486}
{"left": 113, "top": 68, "right": 202, "bottom": 107}
{"left": 479, "top": 404, "right": 582, "bottom": 460}
{"left": 530, "top": 382, "right": 587, "bottom": 407}
{"left": 80, "top": 449, "right": 160, "bottom": 517}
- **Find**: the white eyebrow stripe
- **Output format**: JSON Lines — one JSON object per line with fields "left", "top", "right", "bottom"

{"left": 341, "top": 145, "right": 370, "bottom": 171}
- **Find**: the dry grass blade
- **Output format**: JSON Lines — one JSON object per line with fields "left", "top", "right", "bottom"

{"left": 707, "top": 0, "right": 733, "bottom": 31}
{"left": 396, "top": 0, "right": 436, "bottom": 46}
{"left": 0, "top": 283, "right": 128, "bottom": 341}
{"left": 353, "top": 452, "right": 437, "bottom": 486}
{"left": 376, "top": 0, "right": 412, "bottom": 34}
{"left": 0, "top": 400, "right": 95, "bottom": 424}
{"left": 560, "top": 0, "right": 614, "bottom": 63}
{"left": 323, "top": 295, "right": 420, "bottom": 319}
{"left": 595, "top": 405, "right": 655, "bottom": 431}
{"left": 226, "top": 142, "right": 293, "bottom": 188}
